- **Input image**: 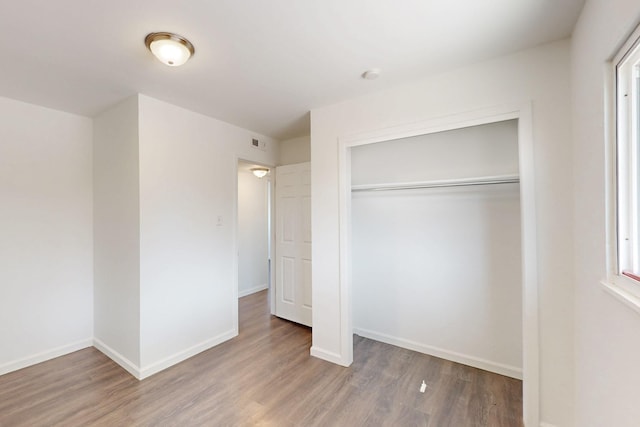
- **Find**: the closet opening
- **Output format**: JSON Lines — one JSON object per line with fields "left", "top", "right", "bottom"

{"left": 351, "top": 119, "right": 522, "bottom": 377}
{"left": 337, "top": 105, "right": 539, "bottom": 426}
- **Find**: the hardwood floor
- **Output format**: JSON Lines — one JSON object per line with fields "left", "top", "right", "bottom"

{"left": 0, "top": 290, "right": 522, "bottom": 426}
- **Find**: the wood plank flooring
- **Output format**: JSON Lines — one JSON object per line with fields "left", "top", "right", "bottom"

{"left": 0, "top": 290, "right": 522, "bottom": 426}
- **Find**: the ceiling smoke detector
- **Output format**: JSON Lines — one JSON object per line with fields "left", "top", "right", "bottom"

{"left": 361, "top": 68, "right": 381, "bottom": 80}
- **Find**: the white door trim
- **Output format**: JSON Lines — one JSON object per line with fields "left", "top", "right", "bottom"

{"left": 336, "top": 103, "right": 539, "bottom": 427}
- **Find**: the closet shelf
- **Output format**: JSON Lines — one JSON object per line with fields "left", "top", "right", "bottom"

{"left": 351, "top": 174, "right": 520, "bottom": 192}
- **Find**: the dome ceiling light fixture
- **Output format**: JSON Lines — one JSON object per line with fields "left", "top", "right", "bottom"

{"left": 145, "top": 32, "right": 195, "bottom": 67}
{"left": 251, "top": 167, "right": 269, "bottom": 178}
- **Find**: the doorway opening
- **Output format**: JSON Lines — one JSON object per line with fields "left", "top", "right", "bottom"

{"left": 236, "top": 160, "right": 274, "bottom": 330}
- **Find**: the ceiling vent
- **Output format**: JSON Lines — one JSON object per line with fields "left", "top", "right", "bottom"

{"left": 251, "top": 137, "right": 266, "bottom": 151}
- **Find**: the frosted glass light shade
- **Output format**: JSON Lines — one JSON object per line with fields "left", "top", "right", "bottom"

{"left": 145, "top": 32, "right": 194, "bottom": 67}
{"left": 251, "top": 168, "right": 269, "bottom": 178}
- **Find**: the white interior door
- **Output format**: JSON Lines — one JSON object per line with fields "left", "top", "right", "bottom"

{"left": 275, "top": 162, "right": 312, "bottom": 326}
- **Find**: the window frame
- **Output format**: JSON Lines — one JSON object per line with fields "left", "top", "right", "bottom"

{"left": 604, "top": 23, "right": 640, "bottom": 311}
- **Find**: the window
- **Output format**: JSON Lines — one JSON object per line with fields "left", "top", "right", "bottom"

{"left": 615, "top": 28, "right": 640, "bottom": 289}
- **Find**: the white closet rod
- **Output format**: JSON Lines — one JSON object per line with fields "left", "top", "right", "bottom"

{"left": 351, "top": 174, "right": 520, "bottom": 192}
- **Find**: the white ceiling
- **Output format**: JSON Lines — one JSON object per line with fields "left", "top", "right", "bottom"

{"left": 0, "top": 0, "right": 584, "bottom": 140}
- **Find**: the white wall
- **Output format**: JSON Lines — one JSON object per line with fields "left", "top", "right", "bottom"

{"left": 279, "top": 135, "right": 310, "bottom": 165}
{"left": 351, "top": 121, "right": 522, "bottom": 378}
{"left": 0, "top": 96, "right": 93, "bottom": 374}
{"left": 138, "top": 95, "right": 278, "bottom": 375}
{"left": 311, "top": 39, "right": 574, "bottom": 426}
{"left": 237, "top": 168, "right": 270, "bottom": 297}
{"left": 91, "top": 94, "right": 279, "bottom": 378}
{"left": 351, "top": 121, "right": 519, "bottom": 185}
{"left": 572, "top": 3, "right": 640, "bottom": 426}
{"left": 93, "top": 95, "right": 141, "bottom": 372}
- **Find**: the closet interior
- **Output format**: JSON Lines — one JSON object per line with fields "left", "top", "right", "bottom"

{"left": 350, "top": 119, "right": 523, "bottom": 379}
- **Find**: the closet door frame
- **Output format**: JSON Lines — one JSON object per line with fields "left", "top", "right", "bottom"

{"left": 336, "top": 102, "right": 539, "bottom": 427}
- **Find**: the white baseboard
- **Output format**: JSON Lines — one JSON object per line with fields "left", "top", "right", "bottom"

{"left": 354, "top": 327, "right": 522, "bottom": 380}
{"left": 310, "top": 346, "right": 351, "bottom": 367}
{"left": 138, "top": 328, "right": 238, "bottom": 379}
{"left": 2, "top": 329, "right": 239, "bottom": 381}
{"left": 93, "top": 338, "right": 142, "bottom": 379}
{"left": 0, "top": 338, "right": 93, "bottom": 376}
{"left": 238, "top": 284, "right": 268, "bottom": 298}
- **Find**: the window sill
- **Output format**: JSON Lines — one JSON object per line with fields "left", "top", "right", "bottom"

{"left": 600, "top": 278, "right": 640, "bottom": 315}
